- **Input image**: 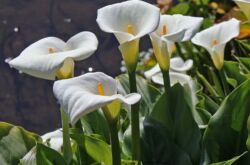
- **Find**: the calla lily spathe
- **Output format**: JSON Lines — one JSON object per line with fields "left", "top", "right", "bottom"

{"left": 144, "top": 57, "right": 193, "bottom": 80}
{"left": 42, "top": 129, "right": 64, "bottom": 152}
{"left": 152, "top": 72, "right": 193, "bottom": 87}
{"left": 152, "top": 72, "right": 197, "bottom": 105}
{"left": 154, "top": 15, "right": 204, "bottom": 42}
{"left": 8, "top": 32, "right": 98, "bottom": 80}
{"left": 234, "top": 0, "right": 250, "bottom": 20}
{"left": 144, "top": 56, "right": 196, "bottom": 104}
{"left": 97, "top": 0, "right": 160, "bottom": 72}
{"left": 191, "top": 18, "right": 240, "bottom": 70}
{"left": 53, "top": 72, "right": 141, "bottom": 124}
{"left": 149, "top": 14, "right": 203, "bottom": 70}
{"left": 21, "top": 129, "right": 64, "bottom": 164}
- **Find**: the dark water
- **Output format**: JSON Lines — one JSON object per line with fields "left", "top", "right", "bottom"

{"left": 0, "top": 0, "right": 154, "bottom": 134}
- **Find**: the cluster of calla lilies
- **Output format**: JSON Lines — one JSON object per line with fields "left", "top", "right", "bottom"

{"left": 5, "top": 0, "right": 250, "bottom": 164}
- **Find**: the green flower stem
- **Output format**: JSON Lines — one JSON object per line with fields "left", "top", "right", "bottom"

{"left": 161, "top": 69, "right": 171, "bottom": 118}
{"left": 74, "top": 120, "right": 87, "bottom": 165}
{"left": 209, "top": 67, "right": 224, "bottom": 97}
{"left": 108, "top": 120, "right": 121, "bottom": 165}
{"left": 219, "top": 67, "right": 230, "bottom": 96}
{"left": 128, "top": 71, "right": 140, "bottom": 162}
{"left": 60, "top": 107, "right": 73, "bottom": 164}
{"left": 161, "top": 69, "right": 171, "bottom": 96}
{"left": 196, "top": 70, "right": 220, "bottom": 98}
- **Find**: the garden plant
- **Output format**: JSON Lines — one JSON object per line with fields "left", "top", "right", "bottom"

{"left": 1, "top": 0, "right": 250, "bottom": 164}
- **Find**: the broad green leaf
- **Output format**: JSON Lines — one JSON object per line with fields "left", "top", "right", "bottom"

{"left": 141, "top": 118, "right": 192, "bottom": 165}
{"left": 168, "top": 3, "right": 189, "bottom": 15}
{"left": 122, "top": 125, "right": 132, "bottom": 157}
{"left": 197, "top": 94, "right": 219, "bottom": 114}
{"left": 237, "top": 57, "right": 250, "bottom": 72}
{"left": 70, "top": 133, "right": 112, "bottom": 165}
{"left": 0, "top": 122, "right": 40, "bottom": 165}
{"left": 117, "top": 74, "right": 161, "bottom": 115}
{"left": 81, "top": 110, "right": 110, "bottom": 142}
{"left": 19, "top": 147, "right": 36, "bottom": 165}
{"left": 142, "top": 84, "right": 201, "bottom": 164}
{"left": 121, "top": 159, "right": 138, "bottom": 165}
{"left": 85, "top": 135, "right": 112, "bottom": 165}
{"left": 224, "top": 61, "right": 247, "bottom": 86}
{"left": 150, "top": 92, "right": 172, "bottom": 131}
{"left": 196, "top": 107, "right": 212, "bottom": 126}
{"left": 203, "top": 79, "right": 250, "bottom": 163}
{"left": 36, "top": 143, "right": 66, "bottom": 165}
{"left": 211, "top": 152, "right": 248, "bottom": 165}
{"left": 227, "top": 78, "right": 238, "bottom": 88}
{"left": 246, "top": 116, "right": 250, "bottom": 151}
{"left": 236, "top": 40, "right": 250, "bottom": 52}
{"left": 202, "top": 18, "right": 214, "bottom": 29}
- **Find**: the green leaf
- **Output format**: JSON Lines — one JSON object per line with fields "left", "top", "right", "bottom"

{"left": 81, "top": 110, "right": 110, "bottom": 142}
{"left": 237, "top": 57, "right": 250, "bottom": 72}
{"left": 85, "top": 135, "right": 112, "bottom": 165}
{"left": 70, "top": 133, "right": 112, "bottom": 165}
{"left": 202, "top": 18, "right": 214, "bottom": 29}
{"left": 141, "top": 118, "right": 193, "bottom": 165}
{"left": 19, "top": 147, "right": 36, "bottom": 165}
{"left": 122, "top": 125, "right": 132, "bottom": 157}
{"left": 192, "top": 0, "right": 209, "bottom": 5}
{"left": 246, "top": 116, "right": 250, "bottom": 151}
{"left": 237, "top": 40, "right": 250, "bottom": 52}
{"left": 196, "top": 107, "right": 212, "bottom": 126}
{"left": 168, "top": 3, "right": 190, "bottom": 15}
{"left": 203, "top": 79, "right": 250, "bottom": 163}
{"left": 117, "top": 74, "right": 161, "bottom": 115}
{"left": 211, "top": 152, "right": 248, "bottom": 165}
{"left": 142, "top": 84, "right": 201, "bottom": 164}
{"left": 0, "top": 122, "right": 40, "bottom": 165}
{"left": 36, "top": 143, "right": 66, "bottom": 165}
{"left": 227, "top": 78, "right": 238, "bottom": 88}
{"left": 121, "top": 159, "right": 138, "bottom": 165}
{"left": 224, "top": 61, "right": 247, "bottom": 86}
{"left": 197, "top": 93, "right": 219, "bottom": 114}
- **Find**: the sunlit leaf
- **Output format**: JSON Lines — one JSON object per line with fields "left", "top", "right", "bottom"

{"left": 168, "top": 3, "right": 189, "bottom": 15}
{"left": 203, "top": 79, "right": 250, "bottom": 163}
{"left": 0, "top": 122, "right": 40, "bottom": 165}
{"left": 142, "top": 84, "right": 201, "bottom": 164}
{"left": 36, "top": 143, "right": 66, "bottom": 165}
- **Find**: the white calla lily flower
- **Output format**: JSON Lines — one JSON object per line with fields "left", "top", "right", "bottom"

{"left": 42, "top": 129, "right": 63, "bottom": 152}
{"left": 170, "top": 57, "right": 193, "bottom": 73}
{"left": 150, "top": 33, "right": 170, "bottom": 70}
{"left": 144, "top": 63, "right": 161, "bottom": 80}
{"left": 20, "top": 129, "right": 65, "bottom": 164}
{"left": 234, "top": 0, "right": 250, "bottom": 20}
{"left": 191, "top": 18, "right": 240, "bottom": 70}
{"left": 97, "top": 0, "right": 160, "bottom": 72}
{"left": 8, "top": 32, "right": 98, "bottom": 80}
{"left": 97, "top": 0, "right": 160, "bottom": 44}
{"left": 144, "top": 57, "right": 193, "bottom": 80}
{"left": 155, "top": 14, "right": 204, "bottom": 42}
{"left": 149, "top": 14, "right": 203, "bottom": 70}
{"left": 53, "top": 72, "right": 141, "bottom": 124}
{"left": 152, "top": 72, "right": 192, "bottom": 86}
{"left": 152, "top": 72, "right": 197, "bottom": 105}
